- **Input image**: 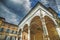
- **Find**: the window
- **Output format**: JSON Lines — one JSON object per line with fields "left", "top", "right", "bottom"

{"left": 6, "top": 36, "right": 10, "bottom": 40}
{"left": 0, "top": 28, "right": 4, "bottom": 32}
{"left": 14, "top": 31, "right": 17, "bottom": 34}
{"left": 0, "top": 21, "right": 2, "bottom": 25}
{"left": 16, "top": 31, "right": 17, "bottom": 34}
{"left": 6, "top": 29, "right": 10, "bottom": 33}
{"left": 11, "top": 30, "right": 14, "bottom": 34}
{"left": 19, "top": 32, "right": 21, "bottom": 35}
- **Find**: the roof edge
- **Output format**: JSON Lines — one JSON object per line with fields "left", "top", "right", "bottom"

{"left": 18, "top": 1, "right": 58, "bottom": 25}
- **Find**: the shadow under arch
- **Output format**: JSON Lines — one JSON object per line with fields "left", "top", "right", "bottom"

{"left": 30, "top": 16, "right": 43, "bottom": 40}
{"left": 44, "top": 16, "right": 60, "bottom": 40}
{"left": 19, "top": 29, "right": 22, "bottom": 35}
{"left": 22, "top": 24, "right": 28, "bottom": 40}
{"left": 17, "top": 29, "right": 22, "bottom": 40}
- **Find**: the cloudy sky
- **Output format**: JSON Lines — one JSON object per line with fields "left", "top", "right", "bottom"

{"left": 0, "top": 0, "right": 60, "bottom": 25}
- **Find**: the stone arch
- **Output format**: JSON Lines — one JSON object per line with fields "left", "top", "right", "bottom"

{"left": 44, "top": 14, "right": 58, "bottom": 27}
{"left": 22, "top": 24, "right": 28, "bottom": 40}
{"left": 30, "top": 16, "right": 43, "bottom": 40}
{"left": 44, "top": 16, "right": 60, "bottom": 40}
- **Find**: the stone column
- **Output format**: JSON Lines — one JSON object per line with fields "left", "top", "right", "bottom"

{"left": 40, "top": 10, "right": 50, "bottom": 40}
{"left": 28, "top": 25, "right": 30, "bottom": 40}
{"left": 54, "top": 20, "right": 60, "bottom": 37}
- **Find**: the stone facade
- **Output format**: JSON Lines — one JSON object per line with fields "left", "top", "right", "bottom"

{"left": 0, "top": 17, "right": 19, "bottom": 40}
{"left": 19, "top": 2, "right": 60, "bottom": 40}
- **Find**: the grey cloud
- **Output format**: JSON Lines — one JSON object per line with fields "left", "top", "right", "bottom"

{"left": 0, "top": 0, "right": 31, "bottom": 25}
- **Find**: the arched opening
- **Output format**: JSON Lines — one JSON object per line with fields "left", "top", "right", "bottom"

{"left": 30, "top": 16, "right": 43, "bottom": 40}
{"left": 6, "top": 36, "right": 11, "bottom": 40}
{"left": 44, "top": 16, "right": 60, "bottom": 40}
{"left": 11, "top": 36, "right": 16, "bottom": 40}
{"left": 22, "top": 24, "right": 28, "bottom": 40}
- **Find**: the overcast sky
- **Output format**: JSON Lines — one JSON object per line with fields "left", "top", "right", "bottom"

{"left": 0, "top": 0, "right": 60, "bottom": 25}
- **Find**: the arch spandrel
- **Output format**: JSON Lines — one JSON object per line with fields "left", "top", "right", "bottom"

{"left": 30, "top": 16, "right": 42, "bottom": 27}
{"left": 30, "top": 16, "right": 43, "bottom": 40}
{"left": 30, "top": 16, "right": 43, "bottom": 33}
{"left": 44, "top": 16, "right": 55, "bottom": 25}
{"left": 44, "top": 16, "right": 60, "bottom": 40}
